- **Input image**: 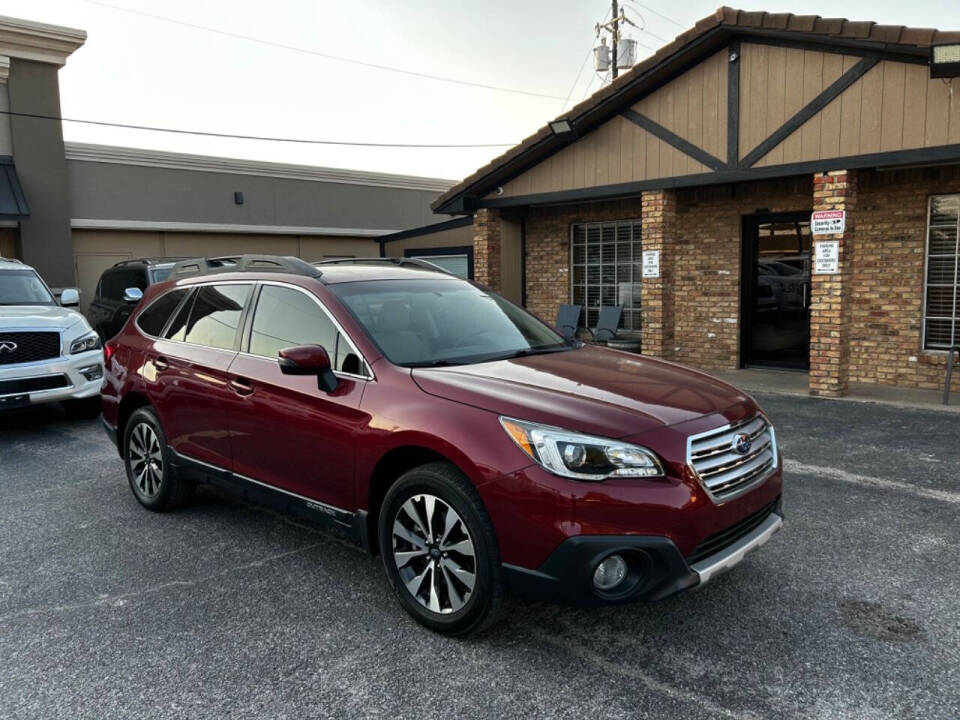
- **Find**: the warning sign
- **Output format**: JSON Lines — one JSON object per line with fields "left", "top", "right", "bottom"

{"left": 811, "top": 210, "right": 845, "bottom": 236}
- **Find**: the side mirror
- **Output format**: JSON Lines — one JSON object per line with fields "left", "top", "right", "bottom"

{"left": 123, "top": 287, "right": 144, "bottom": 303}
{"left": 60, "top": 288, "right": 80, "bottom": 307}
{"left": 278, "top": 344, "right": 339, "bottom": 393}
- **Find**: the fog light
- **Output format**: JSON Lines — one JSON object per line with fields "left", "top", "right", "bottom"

{"left": 593, "top": 554, "right": 627, "bottom": 591}
{"left": 79, "top": 364, "right": 103, "bottom": 381}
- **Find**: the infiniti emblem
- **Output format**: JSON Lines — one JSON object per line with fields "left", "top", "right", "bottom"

{"left": 0, "top": 341, "right": 17, "bottom": 355}
{"left": 733, "top": 433, "right": 752, "bottom": 454}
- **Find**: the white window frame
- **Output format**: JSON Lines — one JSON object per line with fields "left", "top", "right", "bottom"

{"left": 569, "top": 219, "right": 643, "bottom": 332}
{"left": 922, "top": 194, "right": 960, "bottom": 351}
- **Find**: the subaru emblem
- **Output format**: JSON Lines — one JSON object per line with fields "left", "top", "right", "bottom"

{"left": 733, "top": 433, "right": 752, "bottom": 454}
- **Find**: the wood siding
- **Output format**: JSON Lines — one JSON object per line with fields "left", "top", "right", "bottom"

{"left": 495, "top": 51, "right": 727, "bottom": 198}
{"left": 741, "top": 44, "right": 960, "bottom": 166}
{"left": 489, "top": 43, "right": 959, "bottom": 201}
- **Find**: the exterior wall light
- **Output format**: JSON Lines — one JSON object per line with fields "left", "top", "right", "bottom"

{"left": 931, "top": 44, "right": 960, "bottom": 79}
{"left": 549, "top": 119, "right": 574, "bottom": 136}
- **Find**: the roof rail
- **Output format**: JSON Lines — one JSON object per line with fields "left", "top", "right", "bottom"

{"left": 0, "top": 256, "right": 23, "bottom": 264}
{"left": 170, "top": 254, "right": 323, "bottom": 280}
{"left": 313, "top": 256, "right": 452, "bottom": 275}
{"left": 111, "top": 257, "right": 191, "bottom": 268}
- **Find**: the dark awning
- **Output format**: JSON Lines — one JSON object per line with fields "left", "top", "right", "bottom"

{"left": 0, "top": 157, "right": 29, "bottom": 218}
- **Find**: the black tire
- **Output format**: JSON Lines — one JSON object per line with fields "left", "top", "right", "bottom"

{"left": 379, "top": 461, "right": 504, "bottom": 636}
{"left": 122, "top": 406, "right": 193, "bottom": 511}
{"left": 62, "top": 396, "right": 102, "bottom": 419}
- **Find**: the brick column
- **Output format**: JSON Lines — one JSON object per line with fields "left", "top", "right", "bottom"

{"left": 809, "top": 170, "right": 856, "bottom": 397}
{"left": 640, "top": 189, "right": 677, "bottom": 358}
{"left": 473, "top": 208, "right": 502, "bottom": 292}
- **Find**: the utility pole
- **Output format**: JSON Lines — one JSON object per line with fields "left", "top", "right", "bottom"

{"left": 611, "top": 0, "right": 619, "bottom": 80}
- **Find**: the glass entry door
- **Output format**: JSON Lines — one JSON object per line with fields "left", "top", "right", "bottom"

{"left": 741, "top": 212, "right": 812, "bottom": 369}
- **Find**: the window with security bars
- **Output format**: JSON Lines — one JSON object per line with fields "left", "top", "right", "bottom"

{"left": 570, "top": 220, "right": 643, "bottom": 332}
{"left": 924, "top": 195, "right": 960, "bottom": 350}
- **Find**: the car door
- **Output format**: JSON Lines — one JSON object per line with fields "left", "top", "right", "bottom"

{"left": 148, "top": 282, "right": 253, "bottom": 470}
{"left": 226, "top": 281, "right": 370, "bottom": 511}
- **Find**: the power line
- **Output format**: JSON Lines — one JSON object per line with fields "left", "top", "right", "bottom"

{"left": 0, "top": 109, "right": 514, "bottom": 148}
{"left": 79, "top": 0, "right": 568, "bottom": 102}
{"left": 560, "top": 5, "right": 612, "bottom": 112}
{"left": 622, "top": 7, "right": 671, "bottom": 44}
{"left": 623, "top": 1, "right": 686, "bottom": 29}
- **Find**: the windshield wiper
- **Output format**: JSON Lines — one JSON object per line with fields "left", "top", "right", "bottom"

{"left": 488, "top": 346, "right": 571, "bottom": 362}
{"left": 404, "top": 359, "right": 462, "bottom": 368}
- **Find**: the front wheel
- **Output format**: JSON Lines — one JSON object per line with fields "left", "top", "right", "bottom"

{"left": 122, "top": 407, "right": 193, "bottom": 511}
{"left": 379, "top": 462, "right": 504, "bottom": 636}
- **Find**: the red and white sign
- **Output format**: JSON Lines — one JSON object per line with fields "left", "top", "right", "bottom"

{"left": 811, "top": 210, "right": 845, "bottom": 236}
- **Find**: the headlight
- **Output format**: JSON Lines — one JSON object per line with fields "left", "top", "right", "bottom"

{"left": 500, "top": 417, "right": 664, "bottom": 481}
{"left": 70, "top": 331, "right": 102, "bottom": 355}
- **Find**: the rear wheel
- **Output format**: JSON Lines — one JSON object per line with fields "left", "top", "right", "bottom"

{"left": 379, "top": 461, "right": 504, "bottom": 636}
{"left": 123, "top": 407, "right": 193, "bottom": 511}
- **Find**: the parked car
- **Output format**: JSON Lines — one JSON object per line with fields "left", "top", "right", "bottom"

{"left": 87, "top": 258, "right": 186, "bottom": 340}
{"left": 100, "top": 255, "right": 783, "bottom": 635}
{"left": 0, "top": 257, "right": 104, "bottom": 416}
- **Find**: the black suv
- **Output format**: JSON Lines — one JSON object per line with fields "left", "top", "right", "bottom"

{"left": 87, "top": 258, "right": 185, "bottom": 340}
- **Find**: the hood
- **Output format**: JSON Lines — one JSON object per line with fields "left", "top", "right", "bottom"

{"left": 412, "top": 345, "right": 752, "bottom": 439}
{"left": 0, "top": 305, "right": 86, "bottom": 332}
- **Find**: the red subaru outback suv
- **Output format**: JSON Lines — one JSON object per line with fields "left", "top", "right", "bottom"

{"left": 101, "top": 255, "right": 783, "bottom": 635}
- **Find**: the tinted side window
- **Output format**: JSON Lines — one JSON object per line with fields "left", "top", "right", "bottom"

{"left": 249, "top": 285, "right": 362, "bottom": 373}
{"left": 137, "top": 288, "right": 189, "bottom": 337}
{"left": 174, "top": 284, "right": 251, "bottom": 350}
{"left": 100, "top": 269, "right": 147, "bottom": 301}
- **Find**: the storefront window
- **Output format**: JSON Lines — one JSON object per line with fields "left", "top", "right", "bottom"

{"left": 924, "top": 195, "right": 960, "bottom": 350}
{"left": 570, "top": 220, "right": 643, "bottom": 331}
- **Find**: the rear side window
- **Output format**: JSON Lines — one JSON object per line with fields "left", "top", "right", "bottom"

{"left": 136, "top": 288, "right": 189, "bottom": 337}
{"left": 100, "top": 268, "right": 147, "bottom": 301}
{"left": 248, "top": 284, "right": 363, "bottom": 374}
{"left": 166, "top": 284, "right": 251, "bottom": 350}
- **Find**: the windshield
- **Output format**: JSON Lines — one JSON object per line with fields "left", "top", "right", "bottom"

{"left": 0, "top": 269, "right": 56, "bottom": 306}
{"left": 331, "top": 278, "right": 570, "bottom": 367}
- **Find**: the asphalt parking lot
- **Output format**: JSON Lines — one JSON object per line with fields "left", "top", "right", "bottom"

{"left": 1, "top": 393, "right": 959, "bottom": 720}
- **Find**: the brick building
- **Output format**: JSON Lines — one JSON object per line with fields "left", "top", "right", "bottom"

{"left": 433, "top": 7, "right": 960, "bottom": 397}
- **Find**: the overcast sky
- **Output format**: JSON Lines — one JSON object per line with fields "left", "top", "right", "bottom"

{"left": 0, "top": 0, "right": 952, "bottom": 182}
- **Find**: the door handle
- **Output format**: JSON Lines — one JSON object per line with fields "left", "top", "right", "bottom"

{"left": 230, "top": 377, "right": 254, "bottom": 396}
{"left": 154, "top": 356, "right": 169, "bottom": 371}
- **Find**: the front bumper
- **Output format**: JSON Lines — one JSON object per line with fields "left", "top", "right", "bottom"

{"left": 504, "top": 499, "right": 783, "bottom": 605}
{"left": 0, "top": 350, "right": 104, "bottom": 407}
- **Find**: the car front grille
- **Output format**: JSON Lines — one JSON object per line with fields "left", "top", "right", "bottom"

{"left": 0, "top": 331, "right": 61, "bottom": 365}
{"left": 687, "top": 414, "right": 777, "bottom": 500}
{"left": 0, "top": 374, "right": 69, "bottom": 396}
{"left": 686, "top": 497, "right": 780, "bottom": 565}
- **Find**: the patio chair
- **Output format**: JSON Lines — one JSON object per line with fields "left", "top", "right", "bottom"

{"left": 582, "top": 305, "right": 623, "bottom": 342}
{"left": 555, "top": 304, "right": 583, "bottom": 340}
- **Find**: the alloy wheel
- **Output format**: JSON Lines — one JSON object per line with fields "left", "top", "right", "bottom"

{"left": 392, "top": 493, "right": 476, "bottom": 615}
{"left": 129, "top": 422, "right": 163, "bottom": 498}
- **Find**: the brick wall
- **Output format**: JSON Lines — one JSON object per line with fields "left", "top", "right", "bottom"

{"left": 524, "top": 199, "right": 645, "bottom": 325}
{"left": 672, "top": 177, "right": 810, "bottom": 368}
{"left": 809, "top": 170, "right": 856, "bottom": 396}
{"left": 519, "top": 168, "right": 960, "bottom": 391}
{"left": 850, "top": 166, "right": 960, "bottom": 392}
{"left": 473, "top": 208, "right": 501, "bottom": 291}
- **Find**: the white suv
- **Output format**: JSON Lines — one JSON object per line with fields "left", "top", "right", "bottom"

{"left": 0, "top": 257, "right": 104, "bottom": 417}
